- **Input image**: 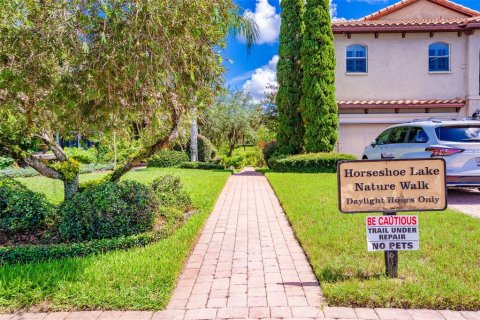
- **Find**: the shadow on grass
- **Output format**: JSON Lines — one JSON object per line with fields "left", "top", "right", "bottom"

{"left": 318, "top": 267, "right": 385, "bottom": 283}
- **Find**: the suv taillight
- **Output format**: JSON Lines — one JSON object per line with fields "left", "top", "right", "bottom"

{"left": 425, "top": 146, "right": 464, "bottom": 157}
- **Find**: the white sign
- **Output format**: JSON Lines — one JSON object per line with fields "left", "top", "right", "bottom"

{"left": 366, "top": 215, "right": 419, "bottom": 251}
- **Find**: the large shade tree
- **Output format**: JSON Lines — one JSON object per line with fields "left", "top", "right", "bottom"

{"left": 276, "top": 0, "right": 305, "bottom": 155}
{"left": 300, "top": 0, "right": 338, "bottom": 152}
{"left": 0, "top": 0, "right": 256, "bottom": 199}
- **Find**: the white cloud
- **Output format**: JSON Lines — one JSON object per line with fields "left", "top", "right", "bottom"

{"left": 330, "top": 0, "right": 346, "bottom": 21}
{"left": 242, "top": 55, "right": 279, "bottom": 102}
{"left": 240, "top": 0, "right": 281, "bottom": 45}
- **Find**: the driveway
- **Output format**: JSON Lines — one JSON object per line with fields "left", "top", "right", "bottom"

{"left": 448, "top": 188, "right": 480, "bottom": 218}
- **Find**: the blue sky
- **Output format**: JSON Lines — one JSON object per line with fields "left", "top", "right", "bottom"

{"left": 225, "top": 0, "right": 480, "bottom": 101}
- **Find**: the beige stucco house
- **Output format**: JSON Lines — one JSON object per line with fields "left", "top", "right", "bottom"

{"left": 332, "top": 0, "right": 480, "bottom": 157}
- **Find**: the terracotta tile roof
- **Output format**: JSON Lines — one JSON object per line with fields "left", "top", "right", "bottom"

{"left": 333, "top": 18, "right": 467, "bottom": 28}
{"left": 338, "top": 98, "right": 465, "bottom": 109}
{"left": 362, "top": 0, "right": 480, "bottom": 21}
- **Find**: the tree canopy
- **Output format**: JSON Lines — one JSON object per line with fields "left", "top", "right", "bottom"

{"left": 0, "top": 0, "right": 256, "bottom": 199}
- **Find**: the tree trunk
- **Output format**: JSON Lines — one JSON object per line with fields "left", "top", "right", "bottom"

{"left": 190, "top": 107, "right": 198, "bottom": 162}
{"left": 63, "top": 176, "right": 79, "bottom": 201}
{"left": 228, "top": 144, "right": 235, "bottom": 157}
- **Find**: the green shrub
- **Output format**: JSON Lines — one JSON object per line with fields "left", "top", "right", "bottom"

{"left": 179, "top": 162, "right": 225, "bottom": 170}
{"left": 0, "top": 229, "right": 170, "bottom": 265}
{"left": 59, "top": 181, "right": 157, "bottom": 242}
{"left": 151, "top": 175, "right": 192, "bottom": 212}
{"left": 0, "top": 163, "right": 113, "bottom": 178}
{"left": 262, "top": 141, "right": 280, "bottom": 164}
{"left": 240, "top": 148, "right": 265, "bottom": 167}
{"left": 64, "top": 147, "right": 97, "bottom": 164}
{"left": 0, "top": 177, "right": 54, "bottom": 235}
{"left": 268, "top": 152, "right": 357, "bottom": 173}
{"left": 221, "top": 155, "right": 244, "bottom": 169}
{"left": 187, "top": 135, "right": 217, "bottom": 162}
{"left": 0, "top": 157, "right": 13, "bottom": 169}
{"left": 147, "top": 150, "right": 189, "bottom": 168}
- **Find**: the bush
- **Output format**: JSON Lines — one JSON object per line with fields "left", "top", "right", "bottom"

{"left": 147, "top": 150, "right": 189, "bottom": 168}
{"left": 59, "top": 181, "right": 157, "bottom": 242}
{"left": 64, "top": 147, "right": 97, "bottom": 164}
{"left": 0, "top": 163, "right": 113, "bottom": 178}
{"left": 179, "top": 162, "right": 225, "bottom": 170}
{"left": 151, "top": 175, "right": 192, "bottom": 212}
{"left": 262, "top": 141, "right": 280, "bottom": 164}
{"left": 268, "top": 152, "right": 357, "bottom": 173}
{"left": 221, "top": 155, "right": 244, "bottom": 169}
{"left": 240, "top": 148, "right": 265, "bottom": 167}
{"left": 0, "top": 157, "right": 13, "bottom": 169}
{"left": 187, "top": 135, "right": 217, "bottom": 162}
{"left": 0, "top": 229, "right": 170, "bottom": 265}
{"left": 0, "top": 177, "right": 54, "bottom": 235}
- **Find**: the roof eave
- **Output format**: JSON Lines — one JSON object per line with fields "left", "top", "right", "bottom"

{"left": 332, "top": 24, "right": 474, "bottom": 34}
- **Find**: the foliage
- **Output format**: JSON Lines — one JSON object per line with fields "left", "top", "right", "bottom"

{"left": 64, "top": 148, "right": 97, "bottom": 164}
{"left": 276, "top": 0, "right": 305, "bottom": 155}
{"left": 301, "top": 0, "right": 338, "bottom": 152}
{"left": 0, "top": 177, "right": 53, "bottom": 235}
{"left": 178, "top": 162, "right": 225, "bottom": 170}
{"left": 202, "top": 90, "right": 259, "bottom": 156}
{"left": 58, "top": 181, "right": 157, "bottom": 242}
{"left": 232, "top": 146, "right": 266, "bottom": 167}
{"left": 262, "top": 141, "right": 281, "bottom": 163}
{"left": 0, "top": 229, "right": 169, "bottom": 265}
{"left": 147, "top": 150, "right": 189, "bottom": 168}
{"left": 187, "top": 135, "right": 217, "bottom": 163}
{"left": 49, "top": 159, "right": 80, "bottom": 182}
{"left": 221, "top": 156, "right": 245, "bottom": 169}
{"left": 0, "top": 157, "right": 13, "bottom": 169}
{"left": 151, "top": 175, "right": 192, "bottom": 212}
{"left": 268, "top": 152, "right": 356, "bottom": 172}
{"left": 266, "top": 172, "right": 480, "bottom": 309}
{"left": 0, "top": 163, "right": 113, "bottom": 179}
{"left": 0, "top": 0, "right": 255, "bottom": 197}
{"left": 0, "top": 168, "right": 230, "bottom": 312}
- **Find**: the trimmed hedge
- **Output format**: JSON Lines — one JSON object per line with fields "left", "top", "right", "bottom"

{"left": 151, "top": 175, "right": 192, "bottom": 212}
{"left": 0, "top": 157, "right": 13, "bottom": 169}
{"left": 0, "top": 163, "right": 113, "bottom": 178}
{"left": 59, "top": 181, "right": 157, "bottom": 242}
{"left": 147, "top": 150, "right": 189, "bottom": 168}
{"left": 268, "top": 152, "right": 357, "bottom": 173}
{"left": 0, "top": 177, "right": 54, "bottom": 235}
{"left": 179, "top": 162, "right": 225, "bottom": 170}
{"left": 0, "top": 229, "right": 170, "bottom": 265}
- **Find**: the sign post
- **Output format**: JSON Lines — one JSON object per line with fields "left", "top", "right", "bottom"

{"left": 383, "top": 212, "right": 398, "bottom": 278}
{"left": 337, "top": 158, "right": 447, "bottom": 278}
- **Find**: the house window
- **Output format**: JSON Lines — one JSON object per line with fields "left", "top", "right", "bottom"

{"left": 346, "top": 44, "right": 367, "bottom": 73}
{"left": 429, "top": 42, "right": 450, "bottom": 72}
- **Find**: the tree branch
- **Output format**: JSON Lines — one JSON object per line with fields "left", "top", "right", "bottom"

{"left": 37, "top": 130, "right": 67, "bottom": 161}
{"left": 20, "top": 156, "right": 62, "bottom": 179}
{"left": 110, "top": 93, "right": 184, "bottom": 182}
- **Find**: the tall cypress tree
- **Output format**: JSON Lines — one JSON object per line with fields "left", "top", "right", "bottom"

{"left": 301, "top": 0, "right": 338, "bottom": 153}
{"left": 276, "top": 0, "right": 304, "bottom": 155}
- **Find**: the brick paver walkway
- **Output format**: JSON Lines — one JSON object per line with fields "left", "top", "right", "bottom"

{"left": 3, "top": 169, "right": 479, "bottom": 320}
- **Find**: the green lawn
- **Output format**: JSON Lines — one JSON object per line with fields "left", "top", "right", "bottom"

{"left": 265, "top": 172, "right": 480, "bottom": 310}
{"left": 0, "top": 168, "right": 230, "bottom": 312}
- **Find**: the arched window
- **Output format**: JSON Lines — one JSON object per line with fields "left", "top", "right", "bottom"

{"left": 346, "top": 44, "right": 367, "bottom": 73}
{"left": 429, "top": 42, "right": 450, "bottom": 72}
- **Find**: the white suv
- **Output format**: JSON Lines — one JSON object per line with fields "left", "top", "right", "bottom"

{"left": 363, "top": 119, "right": 480, "bottom": 188}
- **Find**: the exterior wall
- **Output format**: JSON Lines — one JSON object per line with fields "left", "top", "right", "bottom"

{"left": 466, "top": 31, "right": 480, "bottom": 115}
{"left": 335, "top": 32, "right": 469, "bottom": 102}
{"left": 377, "top": 0, "right": 468, "bottom": 20}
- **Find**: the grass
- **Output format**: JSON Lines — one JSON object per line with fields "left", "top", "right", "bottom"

{"left": 265, "top": 172, "right": 480, "bottom": 310}
{"left": 0, "top": 168, "right": 231, "bottom": 312}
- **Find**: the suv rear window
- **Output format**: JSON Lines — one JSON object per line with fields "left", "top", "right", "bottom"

{"left": 435, "top": 126, "right": 480, "bottom": 142}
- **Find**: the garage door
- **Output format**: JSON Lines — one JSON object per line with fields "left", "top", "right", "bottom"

{"left": 338, "top": 123, "right": 390, "bottom": 158}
